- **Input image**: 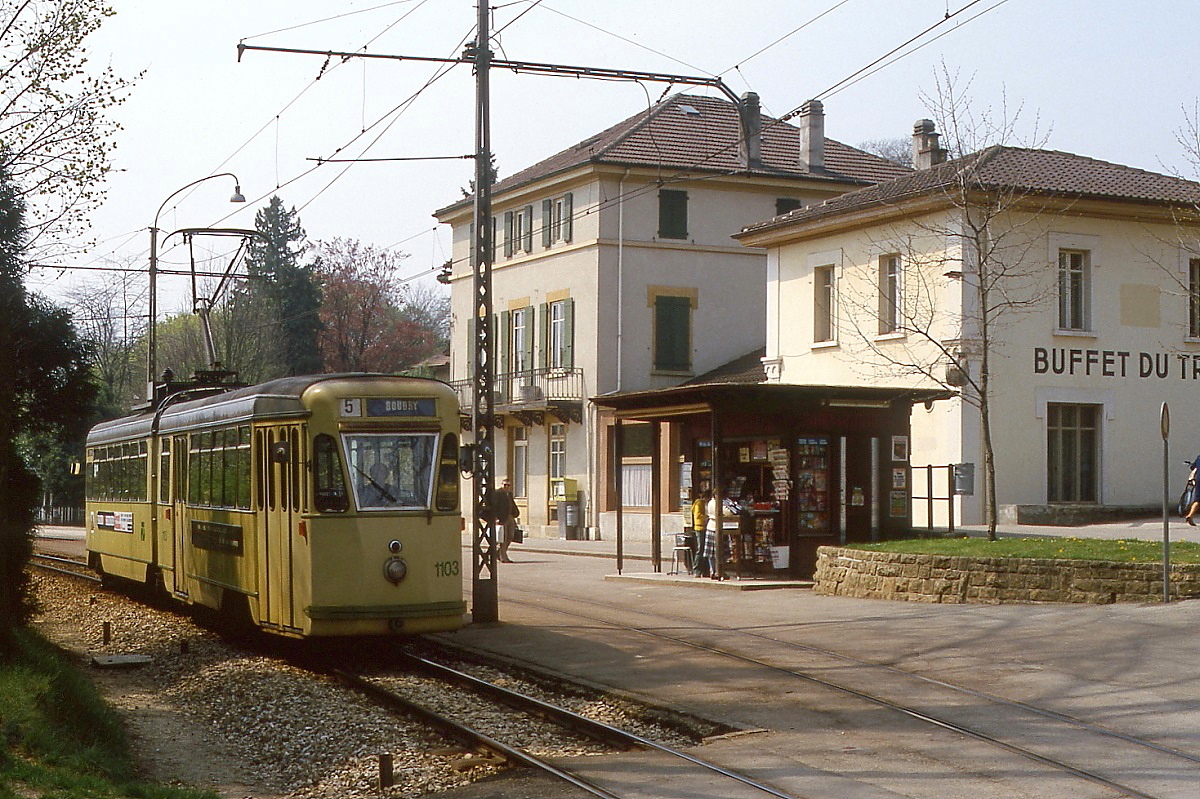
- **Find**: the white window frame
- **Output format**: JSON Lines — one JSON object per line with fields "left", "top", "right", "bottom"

{"left": 511, "top": 426, "right": 528, "bottom": 499}
{"left": 1046, "top": 402, "right": 1101, "bottom": 503}
{"left": 549, "top": 423, "right": 566, "bottom": 480}
{"left": 1189, "top": 257, "right": 1200, "bottom": 339}
{"left": 511, "top": 308, "right": 530, "bottom": 373}
{"left": 549, "top": 300, "right": 566, "bottom": 368}
{"left": 813, "top": 264, "right": 836, "bottom": 344}
{"left": 878, "top": 254, "right": 902, "bottom": 336}
{"left": 1057, "top": 249, "right": 1091, "bottom": 332}
{"left": 548, "top": 193, "right": 572, "bottom": 245}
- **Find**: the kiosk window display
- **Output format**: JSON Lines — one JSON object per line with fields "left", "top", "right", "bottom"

{"left": 795, "top": 436, "right": 830, "bottom": 534}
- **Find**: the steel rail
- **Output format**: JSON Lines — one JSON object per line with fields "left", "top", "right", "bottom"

{"left": 333, "top": 669, "right": 625, "bottom": 799}
{"left": 499, "top": 592, "right": 1166, "bottom": 799}
{"left": 30, "top": 554, "right": 102, "bottom": 584}
{"left": 389, "top": 648, "right": 807, "bottom": 799}
{"left": 525, "top": 589, "right": 1200, "bottom": 765}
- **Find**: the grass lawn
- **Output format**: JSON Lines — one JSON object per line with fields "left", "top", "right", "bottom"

{"left": 0, "top": 630, "right": 216, "bottom": 799}
{"left": 851, "top": 536, "right": 1200, "bottom": 564}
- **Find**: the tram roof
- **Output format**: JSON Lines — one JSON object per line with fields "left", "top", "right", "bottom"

{"left": 87, "top": 374, "right": 453, "bottom": 446}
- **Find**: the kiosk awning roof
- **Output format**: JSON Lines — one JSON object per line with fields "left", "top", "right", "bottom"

{"left": 592, "top": 382, "right": 954, "bottom": 421}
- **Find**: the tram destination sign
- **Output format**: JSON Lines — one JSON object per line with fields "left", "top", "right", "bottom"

{"left": 340, "top": 398, "right": 437, "bottom": 417}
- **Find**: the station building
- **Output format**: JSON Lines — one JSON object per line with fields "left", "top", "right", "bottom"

{"left": 436, "top": 93, "right": 910, "bottom": 541}
{"left": 735, "top": 124, "right": 1200, "bottom": 526}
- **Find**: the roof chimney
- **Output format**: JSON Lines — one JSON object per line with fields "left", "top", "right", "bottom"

{"left": 738, "top": 91, "right": 763, "bottom": 169}
{"left": 912, "top": 118, "right": 947, "bottom": 169}
{"left": 799, "top": 99, "right": 824, "bottom": 171}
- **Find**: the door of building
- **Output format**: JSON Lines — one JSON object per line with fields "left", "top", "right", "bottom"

{"left": 840, "top": 435, "right": 876, "bottom": 542}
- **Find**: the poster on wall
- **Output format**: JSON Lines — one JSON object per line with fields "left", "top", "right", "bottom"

{"left": 890, "top": 490, "right": 908, "bottom": 517}
{"left": 892, "top": 468, "right": 907, "bottom": 489}
{"left": 891, "top": 436, "right": 909, "bottom": 462}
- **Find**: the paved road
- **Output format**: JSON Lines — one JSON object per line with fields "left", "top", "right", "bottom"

{"left": 37, "top": 520, "right": 1200, "bottom": 797}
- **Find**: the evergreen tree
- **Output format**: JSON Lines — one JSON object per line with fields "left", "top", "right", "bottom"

{"left": 0, "top": 164, "right": 95, "bottom": 648}
{"left": 245, "top": 196, "right": 323, "bottom": 376}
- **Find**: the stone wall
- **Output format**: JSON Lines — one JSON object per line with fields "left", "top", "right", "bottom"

{"left": 814, "top": 547, "right": 1200, "bottom": 604}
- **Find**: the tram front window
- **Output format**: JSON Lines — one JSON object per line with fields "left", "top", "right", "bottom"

{"left": 344, "top": 433, "right": 437, "bottom": 511}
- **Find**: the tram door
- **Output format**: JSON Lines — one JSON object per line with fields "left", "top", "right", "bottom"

{"left": 259, "top": 425, "right": 304, "bottom": 632}
{"left": 171, "top": 435, "right": 189, "bottom": 598}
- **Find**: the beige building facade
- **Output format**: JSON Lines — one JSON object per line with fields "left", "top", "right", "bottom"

{"left": 738, "top": 132, "right": 1200, "bottom": 525}
{"left": 436, "top": 94, "right": 909, "bottom": 539}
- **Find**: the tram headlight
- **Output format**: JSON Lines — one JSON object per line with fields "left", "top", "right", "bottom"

{"left": 383, "top": 556, "right": 408, "bottom": 585}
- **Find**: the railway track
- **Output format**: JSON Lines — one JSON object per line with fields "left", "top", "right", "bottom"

{"left": 30, "top": 553, "right": 101, "bottom": 583}
{"left": 30, "top": 558, "right": 793, "bottom": 798}
{"left": 495, "top": 587, "right": 1198, "bottom": 799}
{"left": 332, "top": 648, "right": 810, "bottom": 799}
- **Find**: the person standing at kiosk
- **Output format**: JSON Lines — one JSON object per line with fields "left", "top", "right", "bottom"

{"left": 690, "top": 489, "right": 710, "bottom": 576}
{"left": 703, "top": 485, "right": 740, "bottom": 579}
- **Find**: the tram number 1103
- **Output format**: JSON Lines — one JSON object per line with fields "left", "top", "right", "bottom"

{"left": 435, "top": 560, "right": 460, "bottom": 578}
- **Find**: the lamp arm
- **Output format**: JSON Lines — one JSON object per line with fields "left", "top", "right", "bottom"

{"left": 153, "top": 172, "right": 242, "bottom": 231}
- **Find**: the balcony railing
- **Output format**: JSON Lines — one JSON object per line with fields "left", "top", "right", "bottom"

{"left": 450, "top": 366, "right": 585, "bottom": 425}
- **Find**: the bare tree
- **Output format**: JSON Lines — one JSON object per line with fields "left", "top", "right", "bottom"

{"left": 0, "top": 1, "right": 138, "bottom": 254}
{"left": 68, "top": 266, "right": 145, "bottom": 415}
{"left": 838, "top": 68, "right": 1052, "bottom": 538}
{"left": 857, "top": 136, "right": 913, "bottom": 168}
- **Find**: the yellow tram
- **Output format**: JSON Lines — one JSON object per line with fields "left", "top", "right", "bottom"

{"left": 84, "top": 374, "right": 467, "bottom": 637}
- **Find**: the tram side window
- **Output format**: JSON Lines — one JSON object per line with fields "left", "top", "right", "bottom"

{"left": 313, "top": 433, "right": 348, "bottom": 513}
{"left": 86, "top": 444, "right": 149, "bottom": 502}
{"left": 435, "top": 433, "right": 460, "bottom": 512}
{"left": 159, "top": 439, "right": 170, "bottom": 503}
{"left": 237, "top": 427, "right": 252, "bottom": 509}
{"left": 186, "top": 426, "right": 252, "bottom": 510}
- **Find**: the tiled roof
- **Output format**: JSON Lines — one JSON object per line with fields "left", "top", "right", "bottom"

{"left": 741, "top": 146, "right": 1200, "bottom": 236}
{"left": 440, "top": 94, "right": 911, "bottom": 212}
{"left": 683, "top": 347, "right": 768, "bottom": 386}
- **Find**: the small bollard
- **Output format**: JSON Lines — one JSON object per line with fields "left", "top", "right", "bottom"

{"left": 379, "top": 753, "right": 394, "bottom": 788}
{"left": 102, "top": 621, "right": 111, "bottom": 646}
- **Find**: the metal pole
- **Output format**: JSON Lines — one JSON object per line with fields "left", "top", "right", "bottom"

{"left": 651, "top": 420, "right": 661, "bottom": 573}
{"left": 1161, "top": 402, "right": 1170, "bottom": 603}
{"left": 147, "top": 226, "right": 158, "bottom": 401}
{"left": 470, "top": 0, "right": 499, "bottom": 623}
{"left": 615, "top": 418, "right": 624, "bottom": 574}
{"left": 147, "top": 172, "right": 243, "bottom": 402}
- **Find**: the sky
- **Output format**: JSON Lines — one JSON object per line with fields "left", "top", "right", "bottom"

{"left": 26, "top": 0, "right": 1200, "bottom": 314}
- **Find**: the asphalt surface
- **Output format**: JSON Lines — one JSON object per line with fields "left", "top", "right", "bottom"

{"left": 37, "top": 520, "right": 1200, "bottom": 798}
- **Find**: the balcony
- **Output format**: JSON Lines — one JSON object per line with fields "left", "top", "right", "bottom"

{"left": 450, "top": 366, "right": 585, "bottom": 428}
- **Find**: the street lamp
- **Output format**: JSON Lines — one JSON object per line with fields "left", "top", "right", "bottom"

{"left": 147, "top": 173, "right": 246, "bottom": 401}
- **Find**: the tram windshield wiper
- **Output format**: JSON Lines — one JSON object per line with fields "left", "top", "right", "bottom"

{"left": 353, "top": 464, "right": 398, "bottom": 503}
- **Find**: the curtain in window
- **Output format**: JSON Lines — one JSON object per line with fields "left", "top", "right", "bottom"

{"left": 621, "top": 463, "right": 653, "bottom": 507}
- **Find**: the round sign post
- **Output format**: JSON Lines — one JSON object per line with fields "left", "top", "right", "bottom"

{"left": 1161, "top": 402, "right": 1170, "bottom": 603}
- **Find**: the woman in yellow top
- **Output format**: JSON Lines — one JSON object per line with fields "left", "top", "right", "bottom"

{"left": 690, "top": 489, "right": 710, "bottom": 575}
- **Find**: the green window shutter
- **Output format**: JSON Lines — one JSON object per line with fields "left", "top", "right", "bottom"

{"left": 523, "top": 205, "right": 534, "bottom": 252}
{"left": 504, "top": 211, "right": 513, "bottom": 257}
{"left": 468, "top": 221, "right": 476, "bottom": 267}
{"left": 466, "top": 314, "right": 475, "bottom": 380}
{"left": 658, "top": 189, "right": 688, "bottom": 239}
{"left": 654, "top": 295, "right": 691, "bottom": 371}
{"left": 522, "top": 305, "right": 534, "bottom": 371}
{"left": 563, "top": 298, "right": 575, "bottom": 368}
{"left": 498, "top": 311, "right": 510, "bottom": 378}
{"left": 542, "top": 200, "right": 553, "bottom": 247}
{"left": 539, "top": 302, "right": 549, "bottom": 369}
{"left": 563, "top": 193, "right": 573, "bottom": 242}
